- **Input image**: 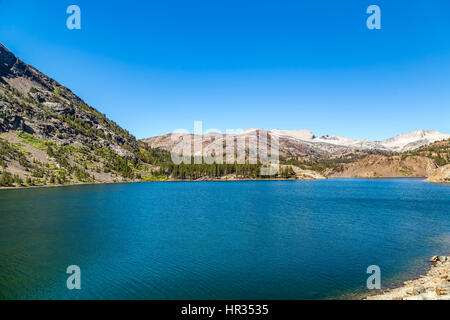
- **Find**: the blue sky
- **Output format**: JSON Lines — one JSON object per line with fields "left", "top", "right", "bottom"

{"left": 1, "top": 0, "right": 449, "bottom": 140}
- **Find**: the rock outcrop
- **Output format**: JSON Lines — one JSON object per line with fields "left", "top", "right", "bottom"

{"left": 426, "top": 164, "right": 450, "bottom": 183}
{"left": 281, "top": 165, "right": 326, "bottom": 180}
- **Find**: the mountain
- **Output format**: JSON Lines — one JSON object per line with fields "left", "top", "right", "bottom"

{"left": 142, "top": 128, "right": 450, "bottom": 157}
{"left": 271, "top": 129, "right": 450, "bottom": 153}
{"left": 0, "top": 43, "right": 170, "bottom": 187}
{"left": 142, "top": 129, "right": 327, "bottom": 159}
{"left": 142, "top": 129, "right": 450, "bottom": 180}
{"left": 379, "top": 130, "right": 450, "bottom": 152}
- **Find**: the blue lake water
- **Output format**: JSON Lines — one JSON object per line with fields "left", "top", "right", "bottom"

{"left": 0, "top": 179, "right": 449, "bottom": 299}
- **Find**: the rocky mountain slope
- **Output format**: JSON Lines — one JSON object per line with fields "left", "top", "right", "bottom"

{"left": 272, "top": 129, "right": 450, "bottom": 152}
{"left": 0, "top": 43, "right": 137, "bottom": 155}
{"left": 323, "top": 155, "right": 437, "bottom": 178}
{"left": 0, "top": 43, "right": 170, "bottom": 187}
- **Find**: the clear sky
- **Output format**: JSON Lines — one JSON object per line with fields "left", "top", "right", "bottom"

{"left": 1, "top": 0, "right": 449, "bottom": 140}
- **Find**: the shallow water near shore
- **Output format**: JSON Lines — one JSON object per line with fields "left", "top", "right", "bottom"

{"left": 0, "top": 178, "right": 449, "bottom": 299}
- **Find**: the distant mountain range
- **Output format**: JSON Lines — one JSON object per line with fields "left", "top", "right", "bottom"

{"left": 273, "top": 129, "right": 450, "bottom": 152}
{"left": 142, "top": 129, "right": 450, "bottom": 181}
{"left": 142, "top": 128, "right": 450, "bottom": 157}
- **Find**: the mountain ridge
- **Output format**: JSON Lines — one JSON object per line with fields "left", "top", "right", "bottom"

{"left": 142, "top": 128, "right": 450, "bottom": 155}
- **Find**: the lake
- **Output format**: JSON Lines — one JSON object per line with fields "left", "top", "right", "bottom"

{"left": 0, "top": 179, "right": 449, "bottom": 299}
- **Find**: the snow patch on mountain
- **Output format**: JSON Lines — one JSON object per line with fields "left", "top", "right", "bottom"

{"left": 379, "top": 130, "right": 450, "bottom": 151}
{"left": 269, "top": 129, "right": 450, "bottom": 152}
{"left": 271, "top": 129, "right": 315, "bottom": 140}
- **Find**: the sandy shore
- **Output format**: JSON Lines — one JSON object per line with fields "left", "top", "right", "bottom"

{"left": 365, "top": 255, "right": 449, "bottom": 300}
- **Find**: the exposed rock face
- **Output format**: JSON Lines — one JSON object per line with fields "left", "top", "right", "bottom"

{"left": 426, "top": 164, "right": 450, "bottom": 183}
{"left": 0, "top": 43, "right": 137, "bottom": 157}
{"left": 281, "top": 165, "right": 326, "bottom": 180}
{"left": 323, "top": 155, "right": 437, "bottom": 178}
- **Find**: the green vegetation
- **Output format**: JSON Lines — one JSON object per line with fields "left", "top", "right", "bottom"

{"left": 141, "top": 173, "right": 168, "bottom": 182}
{"left": 29, "top": 87, "right": 39, "bottom": 94}
{"left": 0, "top": 134, "right": 97, "bottom": 187}
{"left": 160, "top": 163, "right": 266, "bottom": 180}
{"left": 0, "top": 171, "right": 23, "bottom": 187}
{"left": 283, "top": 154, "right": 366, "bottom": 173}
{"left": 279, "top": 166, "right": 296, "bottom": 178}
{"left": 1, "top": 138, "right": 23, "bottom": 163}
{"left": 401, "top": 139, "right": 450, "bottom": 166}
{"left": 1, "top": 130, "right": 175, "bottom": 187}
{"left": 17, "top": 132, "right": 49, "bottom": 150}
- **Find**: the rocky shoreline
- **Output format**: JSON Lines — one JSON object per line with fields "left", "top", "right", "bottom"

{"left": 365, "top": 255, "right": 449, "bottom": 300}
{"left": 426, "top": 164, "right": 450, "bottom": 184}
{"left": 2, "top": 176, "right": 450, "bottom": 191}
